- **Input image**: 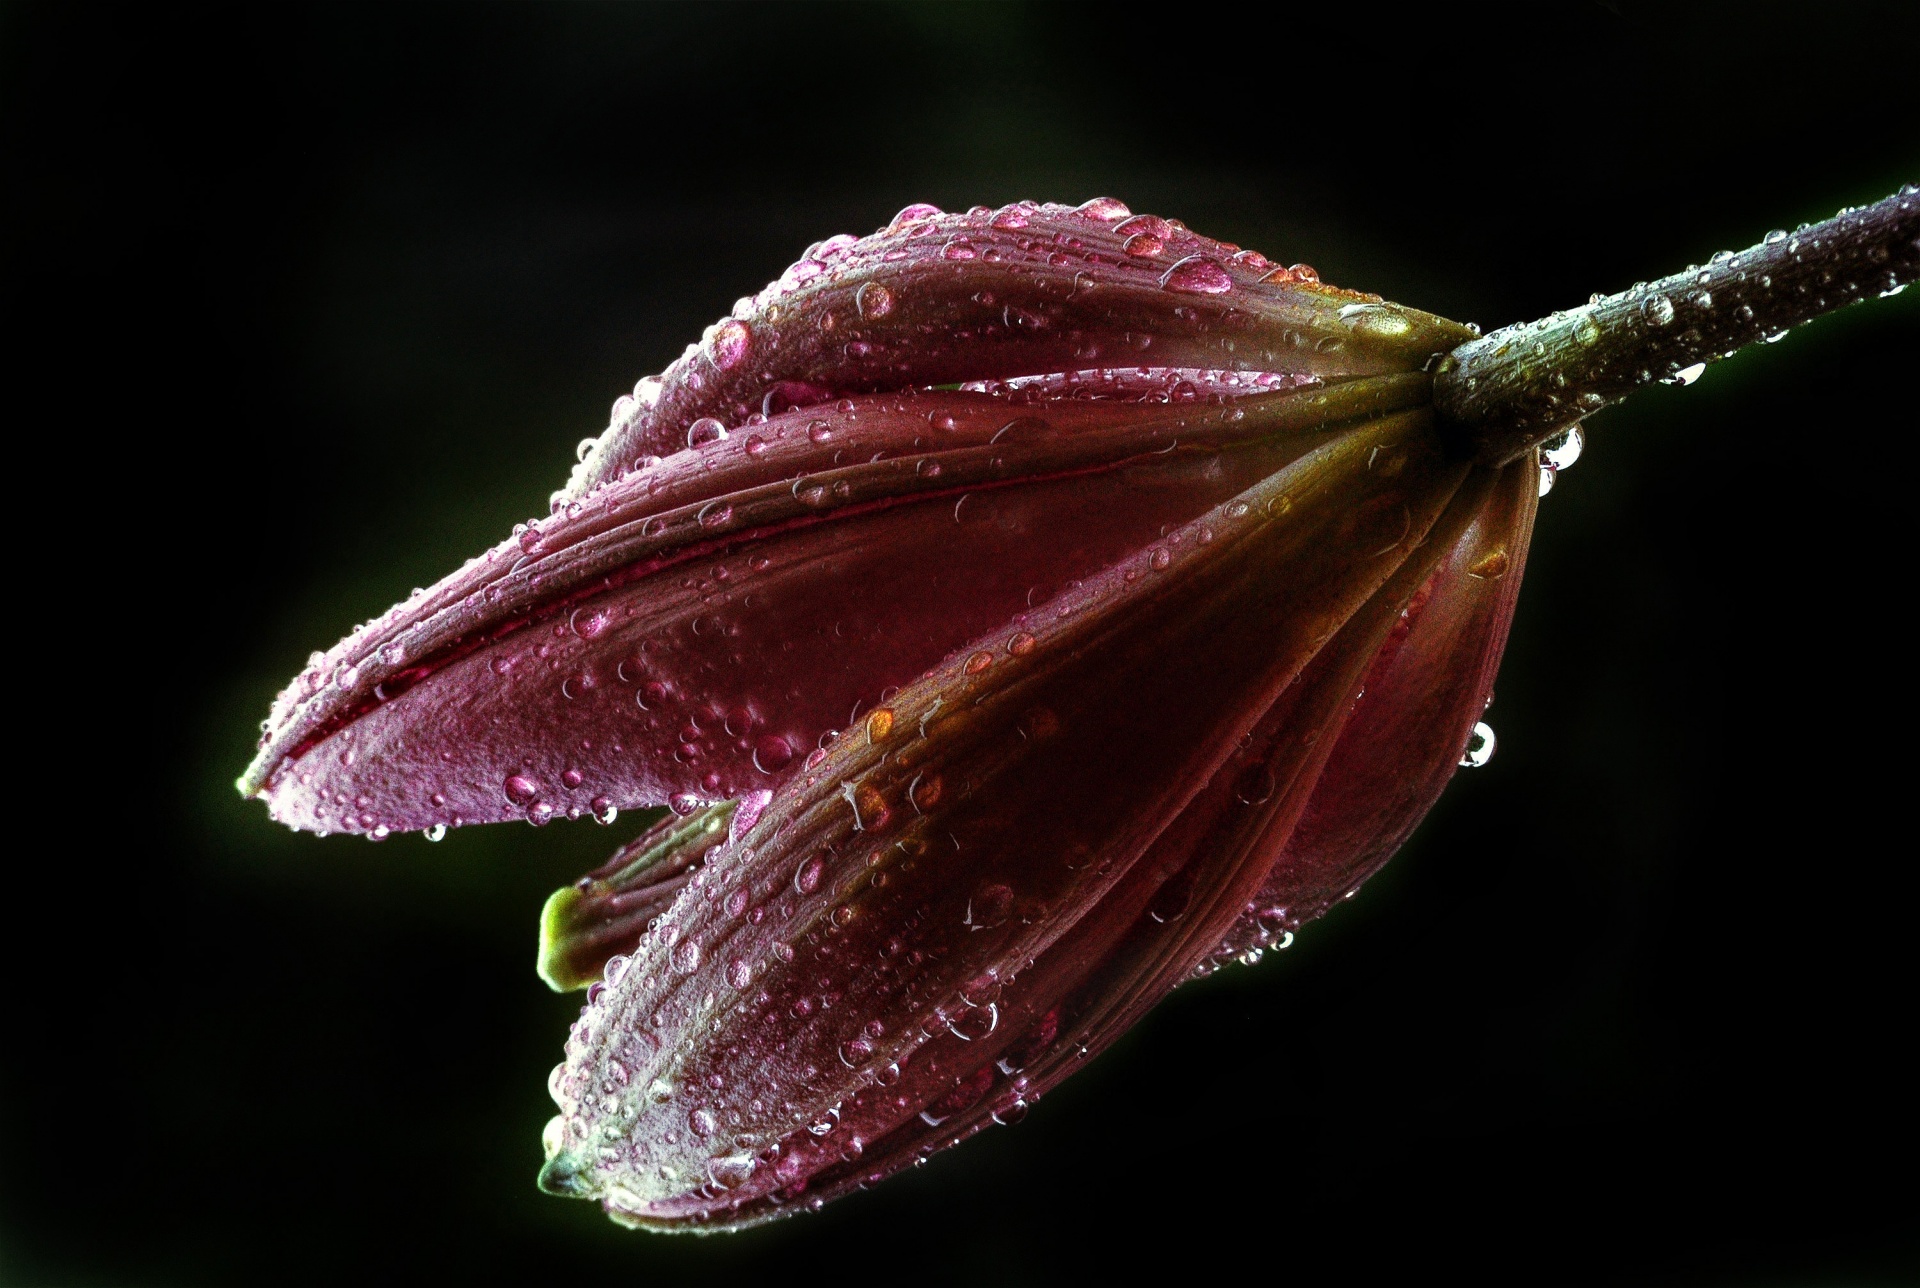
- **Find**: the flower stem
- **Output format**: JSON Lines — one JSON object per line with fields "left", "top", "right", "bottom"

{"left": 1434, "top": 183, "right": 1919, "bottom": 466}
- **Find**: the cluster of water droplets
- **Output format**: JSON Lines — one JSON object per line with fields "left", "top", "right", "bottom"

{"left": 1535, "top": 423, "right": 1584, "bottom": 498}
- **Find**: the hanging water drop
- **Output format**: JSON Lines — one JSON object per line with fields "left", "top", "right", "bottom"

{"left": 1460, "top": 721, "right": 1497, "bottom": 768}
{"left": 1540, "top": 425, "right": 1584, "bottom": 472}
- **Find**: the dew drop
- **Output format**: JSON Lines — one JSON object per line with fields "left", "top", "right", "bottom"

{"left": 795, "top": 854, "right": 827, "bottom": 895}
{"left": 1232, "top": 763, "right": 1275, "bottom": 806}
{"left": 887, "top": 202, "right": 942, "bottom": 232}
{"left": 504, "top": 775, "right": 541, "bottom": 807}
{"left": 424, "top": 823, "right": 447, "bottom": 843}
{"left": 1467, "top": 549, "right": 1510, "bottom": 580}
{"left": 709, "top": 1155, "right": 755, "bottom": 1190}
{"left": 1641, "top": 294, "right": 1675, "bottom": 326}
{"left": 753, "top": 735, "right": 794, "bottom": 773}
{"left": 964, "top": 883, "right": 1013, "bottom": 930}
{"left": 947, "top": 1003, "right": 1000, "bottom": 1042}
{"left": 856, "top": 282, "right": 894, "bottom": 320}
{"left": 671, "top": 940, "right": 701, "bottom": 974}
{"left": 1075, "top": 196, "right": 1131, "bottom": 221}
{"left": 687, "top": 418, "right": 729, "bottom": 449}
{"left": 1540, "top": 425, "right": 1584, "bottom": 472}
{"left": 707, "top": 319, "right": 752, "bottom": 371}
{"left": 1160, "top": 255, "right": 1233, "bottom": 295}
{"left": 1460, "top": 721, "right": 1497, "bottom": 768}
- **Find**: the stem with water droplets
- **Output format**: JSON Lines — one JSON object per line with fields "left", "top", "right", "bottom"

{"left": 1434, "top": 184, "right": 1919, "bottom": 466}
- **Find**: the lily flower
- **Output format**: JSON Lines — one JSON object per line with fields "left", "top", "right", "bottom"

{"left": 238, "top": 190, "right": 1917, "bottom": 1231}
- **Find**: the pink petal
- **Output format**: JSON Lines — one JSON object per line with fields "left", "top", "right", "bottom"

{"left": 243, "top": 377, "right": 1431, "bottom": 836}
{"left": 540, "top": 406, "right": 1473, "bottom": 1227}
{"left": 566, "top": 202, "right": 1474, "bottom": 499}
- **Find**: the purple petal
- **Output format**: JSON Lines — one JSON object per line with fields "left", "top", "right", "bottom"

{"left": 565, "top": 202, "right": 1474, "bottom": 499}
{"left": 243, "top": 378, "right": 1430, "bottom": 836}
{"left": 540, "top": 405, "right": 1472, "bottom": 1227}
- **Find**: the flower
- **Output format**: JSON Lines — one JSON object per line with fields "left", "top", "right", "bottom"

{"left": 251, "top": 192, "right": 1916, "bottom": 1230}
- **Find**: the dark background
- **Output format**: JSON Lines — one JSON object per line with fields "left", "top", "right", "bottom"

{"left": 4, "top": 3, "right": 1916, "bottom": 1284}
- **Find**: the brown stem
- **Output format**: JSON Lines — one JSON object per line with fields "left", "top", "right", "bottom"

{"left": 1434, "top": 184, "right": 1919, "bottom": 466}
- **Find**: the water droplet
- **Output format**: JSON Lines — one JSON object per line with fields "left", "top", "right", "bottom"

{"left": 690, "top": 1108, "right": 717, "bottom": 1137}
{"left": 865, "top": 708, "right": 894, "bottom": 742}
{"left": 576, "top": 436, "right": 600, "bottom": 462}
{"left": 1673, "top": 362, "right": 1706, "bottom": 386}
{"left": 1075, "top": 196, "right": 1131, "bottom": 221}
{"left": 948, "top": 1003, "right": 999, "bottom": 1041}
{"left": 709, "top": 1155, "right": 755, "bottom": 1190}
{"left": 1008, "top": 632, "right": 1036, "bottom": 656}
{"left": 964, "top": 883, "right": 1013, "bottom": 930}
{"left": 795, "top": 854, "right": 826, "bottom": 895}
{"left": 725, "top": 957, "right": 752, "bottom": 988}
{"left": 965, "top": 650, "right": 993, "bottom": 675}
{"left": 504, "top": 775, "right": 541, "bottom": 807}
{"left": 707, "top": 319, "right": 752, "bottom": 370}
{"left": 856, "top": 282, "right": 894, "bottom": 320}
{"left": 753, "top": 735, "right": 794, "bottom": 773}
{"left": 1232, "top": 763, "right": 1275, "bottom": 806}
{"left": 591, "top": 796, "right": 618, "bottom": 825}
{"left": 887, "top": 202, "right": 942, "bottom": 232}
{"left": 669, "top": 792, "right": 703, "bottom": 816}
{"left": 687, "top": 418, "right": 728, "bottom": 449}
{"left": 1160, "top": 255, "right": 1233, "bottom": 295}
{"left": 671, "top": 940, "right": 702, "bottom": 974}
{"left": 1339, "top": 303, "right": 1413, "bottom": 338}
{"left": 561, "top": 768, "right": 585, "bottom": 789}
{"left": 908, "top": 772, "right": 944, "bottom": 813}
{"left": 1641, "top": 294, "right": 1675, "bottom": 326}
{"left": 942, "top": 238, "right": 977, "bottom": 261}
{"left": 1537, "top": 465, "right": 1556, "bottom": 497}
{"left": 1572, "top": 314, "right": 1602, "bottom": 346}
{"left": 1540, "top": 425, "right": 1584, "bottom": 472}
{"left": 424, "top": 823, "right": 447, "bottom": 843}
{"left": 807, "top": 419, "right": 834, "bottom": 444}
{"left": 1460, "top": 721, "right": 1496, "bottom": 768}
{"left": 839, "top": 1038, "right": 874, "bottom": 1067}
{"left": 698, "top": 500, "right": 734, "bottom": 528}
{"left": 1467, "top": 548, "right": 1510, "bottom": 580}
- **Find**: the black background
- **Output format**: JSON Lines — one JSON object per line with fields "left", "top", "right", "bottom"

{"left": 4, "top": 3, "right": 1916, "bottom": 1284}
